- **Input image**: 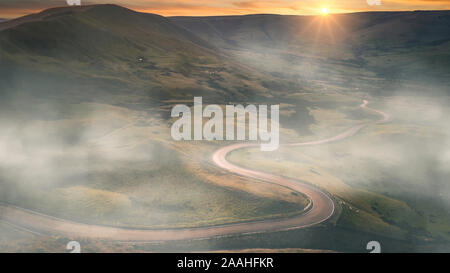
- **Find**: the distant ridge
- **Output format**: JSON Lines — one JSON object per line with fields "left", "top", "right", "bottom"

{"left": 2, "top": 4, "right": 448, "bottom": 32}
{"left": 171, "top": 10, "right": 450, "bottom": 49}
{"left": 0, "top": 4, "right": 152, "bottom": 31}
{"left": 0, "top": 5, "right": 92, "bottom": 31}
{"left": 0, "top": 4, "right": 449, "bottom": 100}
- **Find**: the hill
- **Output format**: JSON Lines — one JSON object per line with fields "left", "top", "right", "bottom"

{"left": 2, "top": 6, "right": 448, "bottom": 107}
{"left": 171, "top": 11, "right": 450, "bottom": 50}
{"left": 0, "top": 5, "right": 449, "bottom": 252}
{"left": 0, "top": 4, "right": 286, "bottom": 110}
{"left": 0, "top": 5, "right": 311, "bottom": 234}
{"left": 171, "top": 11, "right": 450, "bottom": 93}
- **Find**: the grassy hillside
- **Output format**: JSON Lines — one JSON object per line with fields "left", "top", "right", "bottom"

{"left": 171, "top": 11, "right": 450, "bottom": 49}
{"left": 227, "top": 94, "right": 450, "bottom": 243}
{"left": 0, "top": 4, "right": 301, "bottom": 106}
{"left": 0, "top": 5, "right": 310, "bottom": 230}
{"left": 0, "top": 5, "right": 449, "bottom": 252}
{"left": 172, "top": 11, "right": 450, "bottom": 93}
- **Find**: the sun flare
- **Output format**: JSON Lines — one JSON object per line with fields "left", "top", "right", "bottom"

{"left": 321, "top": 7, "right": 328, "bottom": 15}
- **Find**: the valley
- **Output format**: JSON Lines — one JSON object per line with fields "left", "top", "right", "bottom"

{"left": 0, "top": 4, "right": 449, "bottom": 253}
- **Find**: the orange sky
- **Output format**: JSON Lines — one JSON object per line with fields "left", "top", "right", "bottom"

{"left": 0, "top": 0, "right": 449, "bottom": 18}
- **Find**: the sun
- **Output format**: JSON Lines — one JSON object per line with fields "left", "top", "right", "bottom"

{"left": 321, "top": 7, "right": 328, "bottom": 15}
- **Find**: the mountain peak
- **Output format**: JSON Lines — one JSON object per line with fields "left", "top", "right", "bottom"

{"left": 0, "top": 4, "right": 141, "bottom": 31}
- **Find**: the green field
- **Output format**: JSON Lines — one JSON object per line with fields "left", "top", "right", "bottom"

{"left": 0, "top": 101, "right": 309, "bottom": 229}
{"left": 228, "top": 93, "right": 450, "bottom": 242}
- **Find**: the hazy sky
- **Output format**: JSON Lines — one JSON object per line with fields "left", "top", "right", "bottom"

{"left": 0, "top": 0, "right": 449, "bottom": 18}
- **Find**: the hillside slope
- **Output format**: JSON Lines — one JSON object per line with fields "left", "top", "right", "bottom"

{"left": 0, "top": 5, "right": 285, "bottom": 108}
{"left": 171, "top": 11, "right": 450, "bottom": 51}
{"left": 172, "top": 11, "right": 450, "bottom": 92}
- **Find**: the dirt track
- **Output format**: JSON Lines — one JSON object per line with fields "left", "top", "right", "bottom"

{"left": 0, "top": 100, "right": 388, "bottom": 242}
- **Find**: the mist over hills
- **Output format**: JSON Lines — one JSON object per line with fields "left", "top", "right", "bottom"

{"left": 0, "top": 4, "right": 286, "bottom": 111}
{"left": 0, "top": 4, "right": 449, "bottom": 109}
{"left": 172, "top": 10, "right": 450, "bottom": 93}
{"left": 0, "top": 5, "right": 450, "bottom": 252}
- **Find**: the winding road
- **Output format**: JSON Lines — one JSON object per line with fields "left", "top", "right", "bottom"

{"left": 0, "top": 100, "right": 388, "bottom": 242}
